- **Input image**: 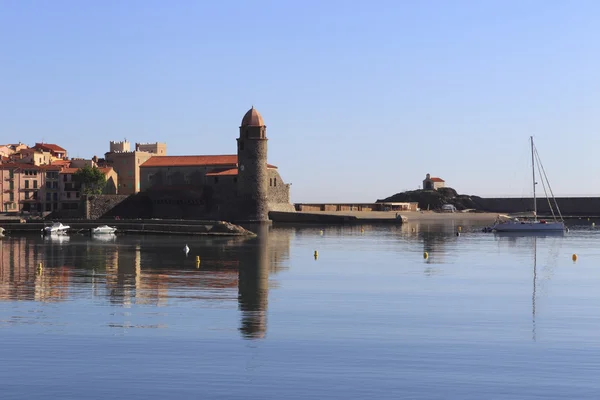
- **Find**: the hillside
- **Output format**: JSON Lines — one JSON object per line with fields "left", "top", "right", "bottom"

{"left": 376, "top": 188, "right": 486, "bottom": 211}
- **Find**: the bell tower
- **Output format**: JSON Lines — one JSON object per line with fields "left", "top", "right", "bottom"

{"left": 237, "top": 107, "right": 269, "bottom": 221}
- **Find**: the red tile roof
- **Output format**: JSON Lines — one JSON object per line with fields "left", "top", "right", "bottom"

{"left": 18, "top": 148, "right": 38, "bottom": 154}
{"left": 141, "top": 155, "right": 238, "bottom": 168}
{"left": 34, "top": 143, "right": 67, "bottom": 153}
{"left": 206, "top": 168, "right": 238, "bottom": 177}
{"left": 140, "top": 155, "right": 279, "bottom": 169}
{"left": 51, "top": 159, "right": 71, "bottom": 166}
{"left": 430, "top": 177, "right": 445, "bottom": 182}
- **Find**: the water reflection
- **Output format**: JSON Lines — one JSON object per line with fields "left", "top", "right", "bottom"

{"left": 238, "top": 224, "right": 269, "bottom": 339}
{"left": 0, "top": 227, "right": 291, "bottom": 339}
{"left": 493, "top": 232, "right": 562, "bottom": 342}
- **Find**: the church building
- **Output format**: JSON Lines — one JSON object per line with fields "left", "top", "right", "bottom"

{"left": 139, "top": 107, "right": 294, "bottom": 221}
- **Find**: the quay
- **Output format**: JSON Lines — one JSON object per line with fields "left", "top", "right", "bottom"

{"left": 0, "top": 219, "right": 255, "bottom": 236}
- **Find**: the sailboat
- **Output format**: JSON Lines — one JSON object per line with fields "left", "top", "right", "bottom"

{"left": 491, "top": 137, "right": 566, "bottom": 232}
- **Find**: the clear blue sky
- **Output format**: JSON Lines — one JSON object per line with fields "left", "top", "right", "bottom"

{"left": 2, "top": 0, "right": 600, "bottom": 202}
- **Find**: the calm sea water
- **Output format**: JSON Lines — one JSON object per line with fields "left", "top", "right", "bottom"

{"left": 1, "top": 220, "right": 600, "bottom": 399}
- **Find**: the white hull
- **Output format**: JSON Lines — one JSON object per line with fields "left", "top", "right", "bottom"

{"left": 493, "top": 221, "right": 565, "bottom": 232}
{"left": 91, "top": 225, "right": 117, "bottom": 234}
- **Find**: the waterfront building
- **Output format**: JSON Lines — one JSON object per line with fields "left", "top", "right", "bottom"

{"left": 104, "top": 141, "right": 166, "bottom": 195}
{"left": 139, "top": 107, "right": 293, "bottom": 220}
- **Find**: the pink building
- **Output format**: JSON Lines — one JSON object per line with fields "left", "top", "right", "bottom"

{"left": 0, "top": 164, "right": 63, "bottom": 214}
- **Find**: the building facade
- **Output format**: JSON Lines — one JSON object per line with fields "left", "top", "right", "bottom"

{"left": 105, "top": 140, "right": 166, "bottom": 195}
{"left": 0, "top": 164, "right": 63, "bottom": 214}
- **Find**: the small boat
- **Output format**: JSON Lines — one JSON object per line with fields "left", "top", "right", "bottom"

{"left": 488, "top": 137, "right": 566, "bottom": 233}
{"left": 43, "top": 222, "right": 70, "bottom": 235}
{"left": 91, "top": 225, "right": 117, "bottom": 234}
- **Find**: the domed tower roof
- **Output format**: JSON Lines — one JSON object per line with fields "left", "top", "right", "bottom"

{"left": 241, "top": 106, "right": 265, "bottom": 127}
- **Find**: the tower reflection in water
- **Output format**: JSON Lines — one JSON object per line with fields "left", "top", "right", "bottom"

{"left": 238, "top": 224, "right": 270, "bottom": 339}
{"left": 0, "top": 226, "right": 289, "bottom": 340}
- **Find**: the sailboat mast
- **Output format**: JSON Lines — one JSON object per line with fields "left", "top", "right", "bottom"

{"left": 531, "top": 136, "right": 537, "bottom": 221}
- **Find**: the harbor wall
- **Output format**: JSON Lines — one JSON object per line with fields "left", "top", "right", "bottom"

{"left": 0, "top": 219, "right": 255, "bottom": 236}
{"left": 478, "top": 197, "right": 600, "bottom": 216}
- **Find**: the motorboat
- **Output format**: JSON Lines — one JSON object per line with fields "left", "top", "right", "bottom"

{"left": 91, "top": 225, "right": 117, "bottom": 234}
{"left": 43, "top": 222, "right": 70, "bottom": 235}
{"left": 487, "top": 137, "right": 566, "bottom": 233}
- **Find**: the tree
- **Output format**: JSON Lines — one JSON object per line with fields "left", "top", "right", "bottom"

{"left": 72, "top": 165, "right": 107, "bottom": 195}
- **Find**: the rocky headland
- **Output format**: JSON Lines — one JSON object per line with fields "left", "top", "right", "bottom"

{"left": 377, "top": 188, "right": 487, "bottom": 212}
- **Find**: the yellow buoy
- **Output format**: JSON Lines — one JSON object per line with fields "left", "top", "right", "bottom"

{"left": 37, "top": 262, "right": 43, "bottom": 274}
{"left": 572, "top": 254, "right": 578, "bottom": 262}
{"left": 423, "top": 252, "right": 429, "bottom": 259}
{"left": 319, "top": 230, "right": 323, "bottom": 236}
{"left": 196, "top": 256, "right": 200, "bottom": 262}
{"left": 314, "top": 250, "right": 318, "bottom": 259}
{"left": 360, "top": 228, "right": 364, "bottom": 234}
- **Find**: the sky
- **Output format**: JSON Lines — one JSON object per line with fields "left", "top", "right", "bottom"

{"left": 2, "top": 0, "right": 600, "bottom": 202}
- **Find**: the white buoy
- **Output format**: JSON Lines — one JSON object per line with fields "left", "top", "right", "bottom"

{"left": 184, "top": 244, "right": 190, "bottom": 255}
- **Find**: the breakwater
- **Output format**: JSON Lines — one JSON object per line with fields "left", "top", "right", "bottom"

{"left": 0, "top": 219, "right": 255, "bottom": 236}
{"left": 269, "top": 211, "right": 406, "bottom": 224}
{"left": 478, "top": 197, "right": 600, "bottom": 216}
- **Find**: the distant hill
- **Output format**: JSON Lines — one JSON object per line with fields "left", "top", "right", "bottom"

{"left": 376, "top": 188, "right": 486, "bottom": 211}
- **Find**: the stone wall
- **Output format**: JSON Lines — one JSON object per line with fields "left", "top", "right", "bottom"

{"left": 267, "top": 169, "right": 295, "bottom": 213}
{"left": 84, "top": 194, "right": 130, "bottom": 219}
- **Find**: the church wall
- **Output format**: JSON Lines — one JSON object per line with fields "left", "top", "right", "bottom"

{"left": 140, "top": 166, "right": 224, "bottom": 191}
{"left": 267, "top": 169, "right": 294, "bottom": 212}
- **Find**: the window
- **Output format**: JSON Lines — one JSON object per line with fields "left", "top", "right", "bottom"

{"left": 9, "top": 181, "right": 14, "bottom": 190}
{"left": 270, "top": 178, "right": 272, "bottom": 186}
{"left": 33, "top": 180, "right": 37, "bottom": 189}
{"left": 46, "top": 193, "right": 51, "bottom": 201}
{"left": 67, "top": 192, "right": 71, "bottom": 199}
{"left": 239, "top": 141, "right": 244, "bottom": 151}
{"left": 9, "top": 192, "right": 14, "bottom": 201}
{"left": 25, "top": 180, "right": 29, "bottom": 189}
{"left": 53, "top": 193, "right": 58, "bottom": 201}
{"left": 25, "top": 192, "right": 30, "bottom": 200}
{"left": 63, "top": 175, "right": 67, "bottom": 182}
{"left": 274, "top": 178, "right": 277, "bottom": 187}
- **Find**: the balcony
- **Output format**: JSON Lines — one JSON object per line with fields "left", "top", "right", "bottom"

{"left": 20, "top": 187, "right": 38, "bottom": 191}
{"left": 4, "top": 177, "right": 14, "bottom": 181}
